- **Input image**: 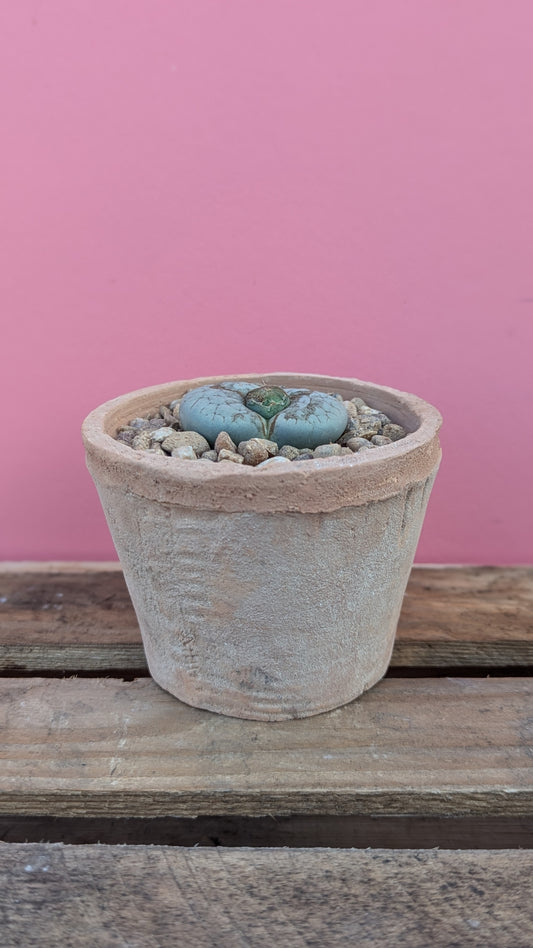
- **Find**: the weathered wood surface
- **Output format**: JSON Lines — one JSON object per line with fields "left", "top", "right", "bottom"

{"left": 1, "top": 675, "right": 531, "bottom": 818}
{"left": 396, "top": 565, "right": 533, "bottom": 666}
{"left": 1, "top": 844, "right": 532, "bottom": 947}
{"left": 0, "top": 562, "right": 138, "bottom": 671}
{"left": 1, "top": 564, "right": 531, "bottom": 671}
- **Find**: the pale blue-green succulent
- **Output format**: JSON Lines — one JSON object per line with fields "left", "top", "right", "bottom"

{"left": 179, "top": 382, "right": 349, "bottom": 449}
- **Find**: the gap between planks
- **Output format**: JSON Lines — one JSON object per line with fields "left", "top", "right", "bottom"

{"left": 1, "top": 814, "right": 532, "bottom": 850}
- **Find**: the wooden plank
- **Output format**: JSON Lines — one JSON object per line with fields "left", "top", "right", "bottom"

{"left": 396, "top": 565, "right": 533, "bottom": 666}
{"left": 1, "top": 676, "right": 531, "bottom": 818}
{"left": 0, "top": 562, "right": 140, "bottom": 671}
{"left": 1, "top": 843, "right": 532, "bottom": 947}
{"left": 1, "top": 564, "right": 532, "bottom": 671}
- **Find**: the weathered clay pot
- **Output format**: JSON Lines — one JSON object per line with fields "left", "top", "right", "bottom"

{"left": 82, "top": 373, "right": 442, "bottom": 721}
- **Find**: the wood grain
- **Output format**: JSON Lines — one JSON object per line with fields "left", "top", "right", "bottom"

{"left": 1, "top": 675, "right": 531, "bottom": 818}
{"left": 397, "top": 565, "right": 533, "bottom": 666}
{"left": 0, "top": 563, "right": 139, "bottom": 671}
{"left": 1, "top": 844, "right": 531, "bottom": 947}
{"left": 1, "top": 564, "right": 531, "bottom": 672}
{"left": 2, "top": 564, "right": 531, "bottom": 942}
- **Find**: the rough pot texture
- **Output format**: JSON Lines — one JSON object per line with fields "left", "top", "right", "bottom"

{"left": 82, "top": 373, "right": 442, "bottom": 721}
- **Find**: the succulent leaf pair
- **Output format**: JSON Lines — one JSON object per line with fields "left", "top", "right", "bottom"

{"left": 180, "top": 382, "right": 349, "bottom": 449}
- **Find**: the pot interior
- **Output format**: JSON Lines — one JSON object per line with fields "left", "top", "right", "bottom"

{"left": 103, "top": 374, "right": 422, "bottom": 439}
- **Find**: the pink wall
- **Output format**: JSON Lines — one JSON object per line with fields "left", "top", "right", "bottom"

{"left": 2, "top": 3, "right": 532, "bottom": 563}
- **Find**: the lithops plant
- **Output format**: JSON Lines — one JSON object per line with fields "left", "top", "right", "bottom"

{"left": 179, "top": 381, "right": 349, "bottom": 449}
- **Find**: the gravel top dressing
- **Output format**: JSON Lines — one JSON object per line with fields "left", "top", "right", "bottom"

{"left": 114, "top": 384, "right": 407, "bottom": 469}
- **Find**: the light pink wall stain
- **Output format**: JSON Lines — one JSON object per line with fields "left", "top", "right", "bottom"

{"left": 1, "top": 3, "right": 532, "bottom": 562}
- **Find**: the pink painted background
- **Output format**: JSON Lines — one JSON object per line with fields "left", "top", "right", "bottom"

{"left": 2, "top": 2, "right": 532, "bottom": 563}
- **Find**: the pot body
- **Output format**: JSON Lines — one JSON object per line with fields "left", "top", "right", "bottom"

{"left": 83, "top": 373, "right": 442, "bottom": 720}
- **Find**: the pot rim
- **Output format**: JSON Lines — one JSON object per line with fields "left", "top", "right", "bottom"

{"left": 82, "top": 372, "right": 442, "bottom": 513}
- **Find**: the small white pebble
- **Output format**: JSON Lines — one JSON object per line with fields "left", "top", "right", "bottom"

{"left": 150, "top": 426, "right": 175, "bottom": 443}
{"left": 256, "top": 456, "right": 291, "bottom": 468}
{"left": 171, "top": 446, "right": 197, "bottom": 460}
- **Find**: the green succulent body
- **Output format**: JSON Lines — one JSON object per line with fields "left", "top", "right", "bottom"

{"left": 179, "top": 382, "right": 349, "bottom": 449}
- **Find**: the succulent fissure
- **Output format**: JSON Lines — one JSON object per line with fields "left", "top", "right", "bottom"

{"left": 243, "top": 386, "right": 291, "bottom": 423}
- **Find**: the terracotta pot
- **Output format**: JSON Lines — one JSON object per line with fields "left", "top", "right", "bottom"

{"left": 82, "top": 373, "right": 442, "bottom": 721}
